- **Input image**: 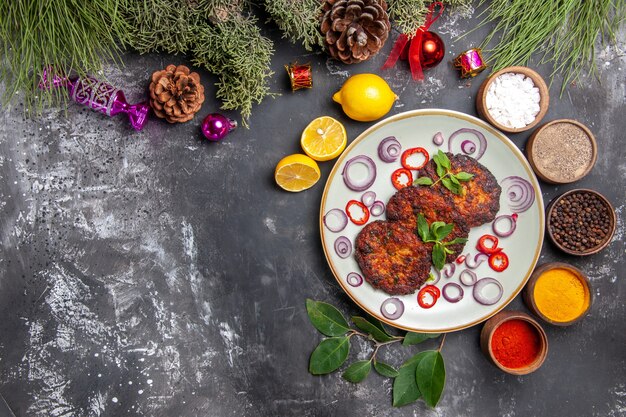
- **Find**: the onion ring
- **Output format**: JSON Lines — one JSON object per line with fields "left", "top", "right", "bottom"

{"left": 334, "top": 236, "right": 352, "bottom": 259}
{"left": 459, "top": 269, "right": 477, "bottom": 286}
{"left": 346, "top": 272, "right": 363, "bottom": 287}
{"left": 473, "top": 278, "right": 504, "bottom": 305}
{"left": 501, "top": 176, "right": 535, "bottom": 213}
{"left": 461, "top": 140, "right": 476, "bottom": 155}
{"left": 342, "top": 155, "right": 377, "bottom": 191}
{"left": 323, "top": 208, "right": 348, "bottom": 233}
{"left": 369, "top": 201, "right": 385, "bottom": 217}
{"left": 433, "top": 132, "right": 444, "bottom": 146}
{"left": 442, "top": 263, "right": 456, "bottom": 278}
{"left": 448, "top": 128, "right": 487, "bottom": 160}
{"left": 465, "top": 253, "right": 490, "bottom": 269}
{"left": 361, "top": 191, "right": 376, "bottom": 207}
{"left": 378, "top": 136, "right": 402, "bottom": 163}
{"left": 492, "top": 214, "right": 517, "bottom": 237}
{"left": 380, "top": 297, "right": 404, "bottom": 320}
{"left": 442, "top": 283, "right": 464, "bottom": 303}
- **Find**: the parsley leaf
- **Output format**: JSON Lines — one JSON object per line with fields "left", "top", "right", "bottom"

{"left": 437, "top": 150, "right": 451, "bottom": 169}
{"left": 417, "top": 214, "right": 430, "bottom": 242}
{"left": 435, "top": 223, "right": 454, "bottom": 240}
{"left": 455, "top": 172, "right": 474, "bottom": 181}
{"left": 427, "top": 152, "right": 475, "bottom": 195}
{"left": 414, "top": 177, "right": 434, "bottom": 186}
{"left": 415, "top": 214, "right": 465, "bottom": 271}
{"left": 432, "top": 244, "right": 446, "bottom": 270}
{"left": 444, "top": 237, "right": 469, "bottom": 246}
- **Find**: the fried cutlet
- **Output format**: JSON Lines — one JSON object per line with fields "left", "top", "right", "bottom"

{"left": 355, "top": 221, "right": 432, "bottom": 295}
{"left": 386, "top": 185, "right": 470, "bottom": 262}
{"left": 419, "top": 153, "right": 501, "bottom": 227}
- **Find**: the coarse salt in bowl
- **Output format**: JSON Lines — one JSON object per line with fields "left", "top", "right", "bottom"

{"left": 477, "top": 66, "right": 549, "bottom": 133}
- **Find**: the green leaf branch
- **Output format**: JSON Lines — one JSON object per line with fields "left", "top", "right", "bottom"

{"left": 413, "top": 150, "right": 474, "bottom": 195}
{"left": 306, "top": 299, "right": 448, "bottom": 408}
{"left": 416, "top": 213, "right": 467, "bottom": 270}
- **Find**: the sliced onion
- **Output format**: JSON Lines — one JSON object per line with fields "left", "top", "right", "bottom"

{"left": 459, "top": 269, "right": 477, "bottom": 286}
{"left": 433, "top": 132, "right": 444, "bottom": 146}
{"left": 370, "top": 200, "right": 385, "bottom": 217}
{"left": 465, "top": 252, "right": 489, "bottom": 269}
{"left": 448, "top": 128, "right": 487, "bottom": 160}
{"left": 430, "top": 268, "right": 441, "bottom": 285}
{"left": 342, "top": 155, "right": 377, "bottom": 191}
{"left": 501, "top": 176, "right": 535, "bottom": 213}
{"left": 347, "top": 272, "right": 363, "bottom": 287}
{"left": 361, "top": 191, "right": 376, "bottom": 207}
{"left": 334, "top": 236, "right": 352, "bottom": 259}
{"left": 461, "top": 140, "right": 476, "bottom": 155}
{"left": 442, "top": 263, "right": 456, "bottom": 278}
{"left": 323, "top": 208, "right": 348, "bottom": 233}
{"left": 492, "top": 214, "right": 517, "bottom": 237}
{"left": 473, "top": 278, "right": 503, "bottom": 305}
{"left": 380, "top": 297, "right": 404, "bottom": 320}
{"left": 442, "top": 283, "right": 464, "bottom": 303}
{"left": 378, "top": 136, "right": 402, "bottom": 162}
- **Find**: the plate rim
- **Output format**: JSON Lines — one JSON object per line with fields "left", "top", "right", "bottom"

{"left": 319, "top": 109, "right": 545, "bottom": 333}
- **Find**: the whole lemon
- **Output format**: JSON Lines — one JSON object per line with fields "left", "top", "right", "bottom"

{"left": 332, "top": 74, "right": 397, "bottom": 122}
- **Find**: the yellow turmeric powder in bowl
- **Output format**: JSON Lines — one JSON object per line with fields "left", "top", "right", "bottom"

{"left": 532, "top": 267, "right": 590, "bottom": 324}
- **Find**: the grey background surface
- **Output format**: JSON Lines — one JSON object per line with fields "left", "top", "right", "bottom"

{"left": 0, "top": 5, "right": 624, "bottom": 417}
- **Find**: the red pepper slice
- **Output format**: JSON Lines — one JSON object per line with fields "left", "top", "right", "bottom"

{"left": 488, "top": 251, "right": 509, "bottom": 272}
{"left": 476, "top": 234, "right": 501, "bottom": 254}
{"left": 418, "top": 285, "right": 440, "bottom": 309}
{"left": 345, "top": 200, "right": 370, "bottom": 225}
{"left": 401, "top": 147, "right": 430, "bottom": 170}
{"left": 455, "top": 255, "right": 466, "bottom": 264}
{"left": 391, "top": 168, "right": 413, "bottom": 190}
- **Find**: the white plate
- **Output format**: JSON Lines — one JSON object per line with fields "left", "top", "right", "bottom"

{"left": 320, "top": 109, "right": 544, "bottom": 333}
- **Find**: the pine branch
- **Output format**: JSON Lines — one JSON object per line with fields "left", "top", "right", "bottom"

{"left": 0, "top": 0, "right": 129, "bottom": 111}
{"left": 387, "top": 0, "right": 429, "bottom": 36}
{"left": 387, "top": 0, "right": 473, "bottom": 36}
{"left": 477, "top": 0, "right": 626, "bottom": 94}
{"left": 120, "top": 0, "right": 275, "bottom": 127}
{"left": 120, "top": 0, "right": 196, "bottom": 54}
{"left": 263, "top": 0, "right": 325, "bottom": 51}
{"left": 192, "top": 14, "right": 275, "bottom": 127}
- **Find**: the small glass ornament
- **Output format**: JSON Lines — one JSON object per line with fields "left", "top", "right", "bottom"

{"left": 201, "top": 113, "right": 237, "bottom": 141}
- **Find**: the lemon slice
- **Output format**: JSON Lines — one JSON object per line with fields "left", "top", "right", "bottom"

{"left": 300, "top": 116, "right": 347, "bottom": 161}
{"left": 275, "top": 154, "right": 321, "bottom": 192}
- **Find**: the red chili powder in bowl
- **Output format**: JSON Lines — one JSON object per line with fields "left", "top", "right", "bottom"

{"left": 491, "top": 319, "right": 541, "bottom": 369}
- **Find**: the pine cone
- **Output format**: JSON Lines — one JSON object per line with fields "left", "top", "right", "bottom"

{"left": 149, "top": 65, "right": 205, "bottom": 123}
{"left": 321, "top": 0, "right": 391, "bottom": 64}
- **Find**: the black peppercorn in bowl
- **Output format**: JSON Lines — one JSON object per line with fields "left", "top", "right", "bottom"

{"left": 546, "top": 189, "right": 616, "bottom": 256}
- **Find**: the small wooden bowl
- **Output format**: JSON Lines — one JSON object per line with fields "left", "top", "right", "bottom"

{"left": 476, "top": 66, "right": 549, "bottom": 133}
{"left": 546, "top": 189, "right": 616, "bottom": 256}
{"left": 523, "top": 262, "right": 592, "bottom": 326}
{"left": 480, "top": 311, "right": 548, "bottom": 375}
{"left": 526, "top": 119, "right": 597, "bottom": 184}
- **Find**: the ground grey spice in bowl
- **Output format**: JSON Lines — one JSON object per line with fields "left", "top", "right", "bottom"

{"left": 527, "top": 120, "right": 597, "bottom": 184}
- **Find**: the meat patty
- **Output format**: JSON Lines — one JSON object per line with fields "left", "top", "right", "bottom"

{"left": 386, "top": 185, "right": 470, "bottom": 262}
{"left": 386, "top": 185, "right": 457, "bottom": 229}
{"left": 419, "top": 153, "right": 501, "bottom": 227}
{"left": 355, "top": 221, "right": 432, "bottom": 295}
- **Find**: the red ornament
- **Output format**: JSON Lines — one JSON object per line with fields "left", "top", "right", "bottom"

{"left": 419, "top": 31, "right": 445, "bottom": 69}
{"left": 382, "top": 2, "right": 445, "bottom": 81}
